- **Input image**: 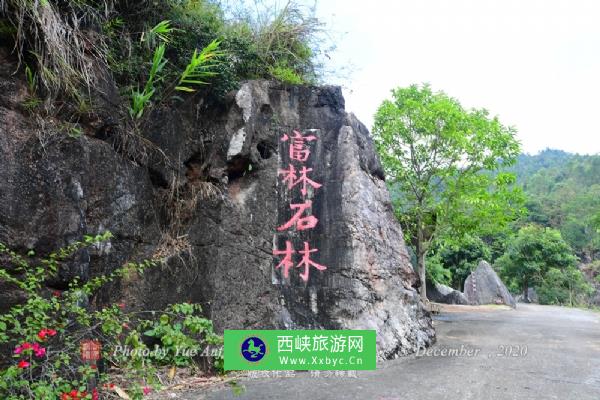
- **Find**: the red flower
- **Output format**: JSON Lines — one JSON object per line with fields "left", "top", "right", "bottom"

{"left": 52, "top": 290, "right": 62, "bottom": 297}
{"left": 37, "top": 328, "right": 58, "bottom": 340}
{"left": 33, "top": 345, "right": 46, "bottom": 357}
{"left": 92, "top": 388, "right": 99, "bottom": 400}
{"left": 61, "top": 390, "right": 86, "bottom": 400}
{"left": 143, "top": 386, "right": 152, "bottom": 395}
{"left": 15, "top": 342, "right": 38, "bottom": 355}
{"left": 118, "top": 303, "right": 126, "bottom": 310}
{"left": 17, "top": 360, "right": 29, "bottom": 368}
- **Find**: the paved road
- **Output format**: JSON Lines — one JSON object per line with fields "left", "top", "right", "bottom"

{"left": 185, "top": 304, "right": 600, "bottom": 400}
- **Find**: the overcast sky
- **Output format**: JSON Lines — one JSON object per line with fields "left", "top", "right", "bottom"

{"left": 311, "top": 0, "right": 600, "bottom": 155}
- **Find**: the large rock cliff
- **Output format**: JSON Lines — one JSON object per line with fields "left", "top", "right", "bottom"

{"left": 0, "top": 48, "right": 434, "bottom": 358}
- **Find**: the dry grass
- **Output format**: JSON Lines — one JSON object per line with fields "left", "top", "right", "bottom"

{"left": 1, "top": 0, "right": 109, "bottom": 100}
{"left": 152, "top": 172, "right": 221, "bottom": 268}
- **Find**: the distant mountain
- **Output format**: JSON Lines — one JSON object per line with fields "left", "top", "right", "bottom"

{"left": 510, "top": 149, "right": 600, "bottom": 261}
{"left": 513, "top": 149, "right": 573, "bottom": 182}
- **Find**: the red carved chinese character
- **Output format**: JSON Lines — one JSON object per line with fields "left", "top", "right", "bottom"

{"left": 277, "top": 200, "right": 318, "bottom": 231}
{"left": 281, "top": 130, "right": 317, "bottom": 162}
{"left": 279, "top": 165, "right": 322, "bottom": 196}
{"left": 273, "top": 241, "right": 327, "bottom": 281}
{"left": 273, "top": 240, "right": 295, "bottom": 278}
{"left": 297, "top": 241, "right": 327, "bottom": 281}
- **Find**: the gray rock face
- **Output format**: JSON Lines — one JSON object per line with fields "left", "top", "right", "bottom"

{"left": 427, "top": 282, "right": 468, "bottom": 305}
{"left": 0, "top": 47, "right": 434, "bottom": 358}
{"left": 464, "top": 261, "right": 516, "bottom": 308}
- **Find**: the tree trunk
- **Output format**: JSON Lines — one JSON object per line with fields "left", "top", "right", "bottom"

{"left": 418, "top": 249, "right": 427, "bottom": 301}
{"left": 522, "top": 280, "right": 529, "bottom": 303}
{"left": 416, "top": 220, "right": 427, "bottom": 302}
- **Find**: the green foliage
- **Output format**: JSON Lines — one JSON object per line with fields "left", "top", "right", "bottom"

{"left": 142, "top": 20, "right": 176, "bottom": 48}
{"left": 429, "top": 235, "right": 492, "bottom": 289}
{"left": 593, "top": 212, "right": 600, "bottom": 233}
{"left": 496, "top": 225, "right": 586, "bottom": 304}
{"left": 0, "top": 233, "right": 223, "bottom": 399}
{"left": 511, "top": 150, "right": 600, "bottom": 259}
{"left": 239, "top": 0, "right": 320, "bottom": 83}
{"left": 424, "top": 252, "right": 452, "bottom": 286}
{"left": 20, "top": 63, "right": 42, "bottom": 113}
{"left": 537, "top": 267, "right": 594, "bottom": 306}
{"left": 268, "top": 63, "right": 304, "bottom": 84}
{"left": 373, "top": 83, "right": 523, "bottom": 298}
{"left": 128, "top": 27, "right": 222, "bottom": 120}
{"left": 3, "top": 0, "right": 327, "bottom": 120}
{"left": 24, "top": 64, "right": 36, "bottom": 94}
{"left": 107, "top": 0, "right": 323, "bottom": 99}
{"left": 129, "top": 43, "right": 167, "bottom": 119}
{"left": 176, "top": 39, "right": 222, "bottom": 92}
{"left": 140, "top": 303, "right": 223, "bottom": 369}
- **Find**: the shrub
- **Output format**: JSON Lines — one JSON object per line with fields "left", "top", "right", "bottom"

{"left": 425, "top": 252, "right": 452, "bottom": 286}
{"left": 268, "top": 63, "right": 304, "bottom": 84}
{"left": 0, "top": 233, "right": 223, "bottom": 399}
{"left": 1, "top": 0, "right": 328, "bottom": 121}
{"left": 107, "top": 0, "right": 324, "bottom": 95}
{"left": 537, "top": 267, "right": 594, "bottom": 306}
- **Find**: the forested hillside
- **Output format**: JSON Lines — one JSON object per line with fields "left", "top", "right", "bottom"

{"left": 420, "top": 146, "right": 599, "bottom": 306}
{"left": 513, "top": 149, "right": 600, "bottom": 262}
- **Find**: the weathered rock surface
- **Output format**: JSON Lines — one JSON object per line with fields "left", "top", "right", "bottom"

{"left": 464, "top": 261, "right": 516, "bottom": 308}
{"left": 426, "top": 281, "right": 468, "bottom": 305}
{"left": 0, "top": 47, "right": 434, "bottom": 358}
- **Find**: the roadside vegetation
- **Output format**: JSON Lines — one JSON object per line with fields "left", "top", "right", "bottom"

{"left": 0, "top": 234, "right": 223, "bottom": 399}
{"left": 374, "top": 86, "right": 598, "bottom": 308}
{"left": 0, "top": 0, "right": 326, "bottom": 118}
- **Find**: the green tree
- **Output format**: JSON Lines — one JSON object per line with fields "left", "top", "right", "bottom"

{"left": 430, "top": 234, "right": 492, "bottom": 290}
{"left": 497, "top": 225, "right": 578, "bottom": 301}
{"left": 373, "top": 84, "right": 523, "bottom": 300}
{"left": 537, "top": 267, "right": 593, "bottom": 306}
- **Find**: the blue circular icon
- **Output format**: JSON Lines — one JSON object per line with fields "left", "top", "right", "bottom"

{"left": 241, "top": 337, "right": 266, "bottom": 362}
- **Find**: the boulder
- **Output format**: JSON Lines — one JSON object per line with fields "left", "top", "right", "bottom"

{"left": 0, "top": 47, "right": 434, "bottom": 358}
{"left": 427, "top": 282, "right": 468, "bottom": 305}
{"left": 464, "top": 261, "right": 516, "bottom": 308}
